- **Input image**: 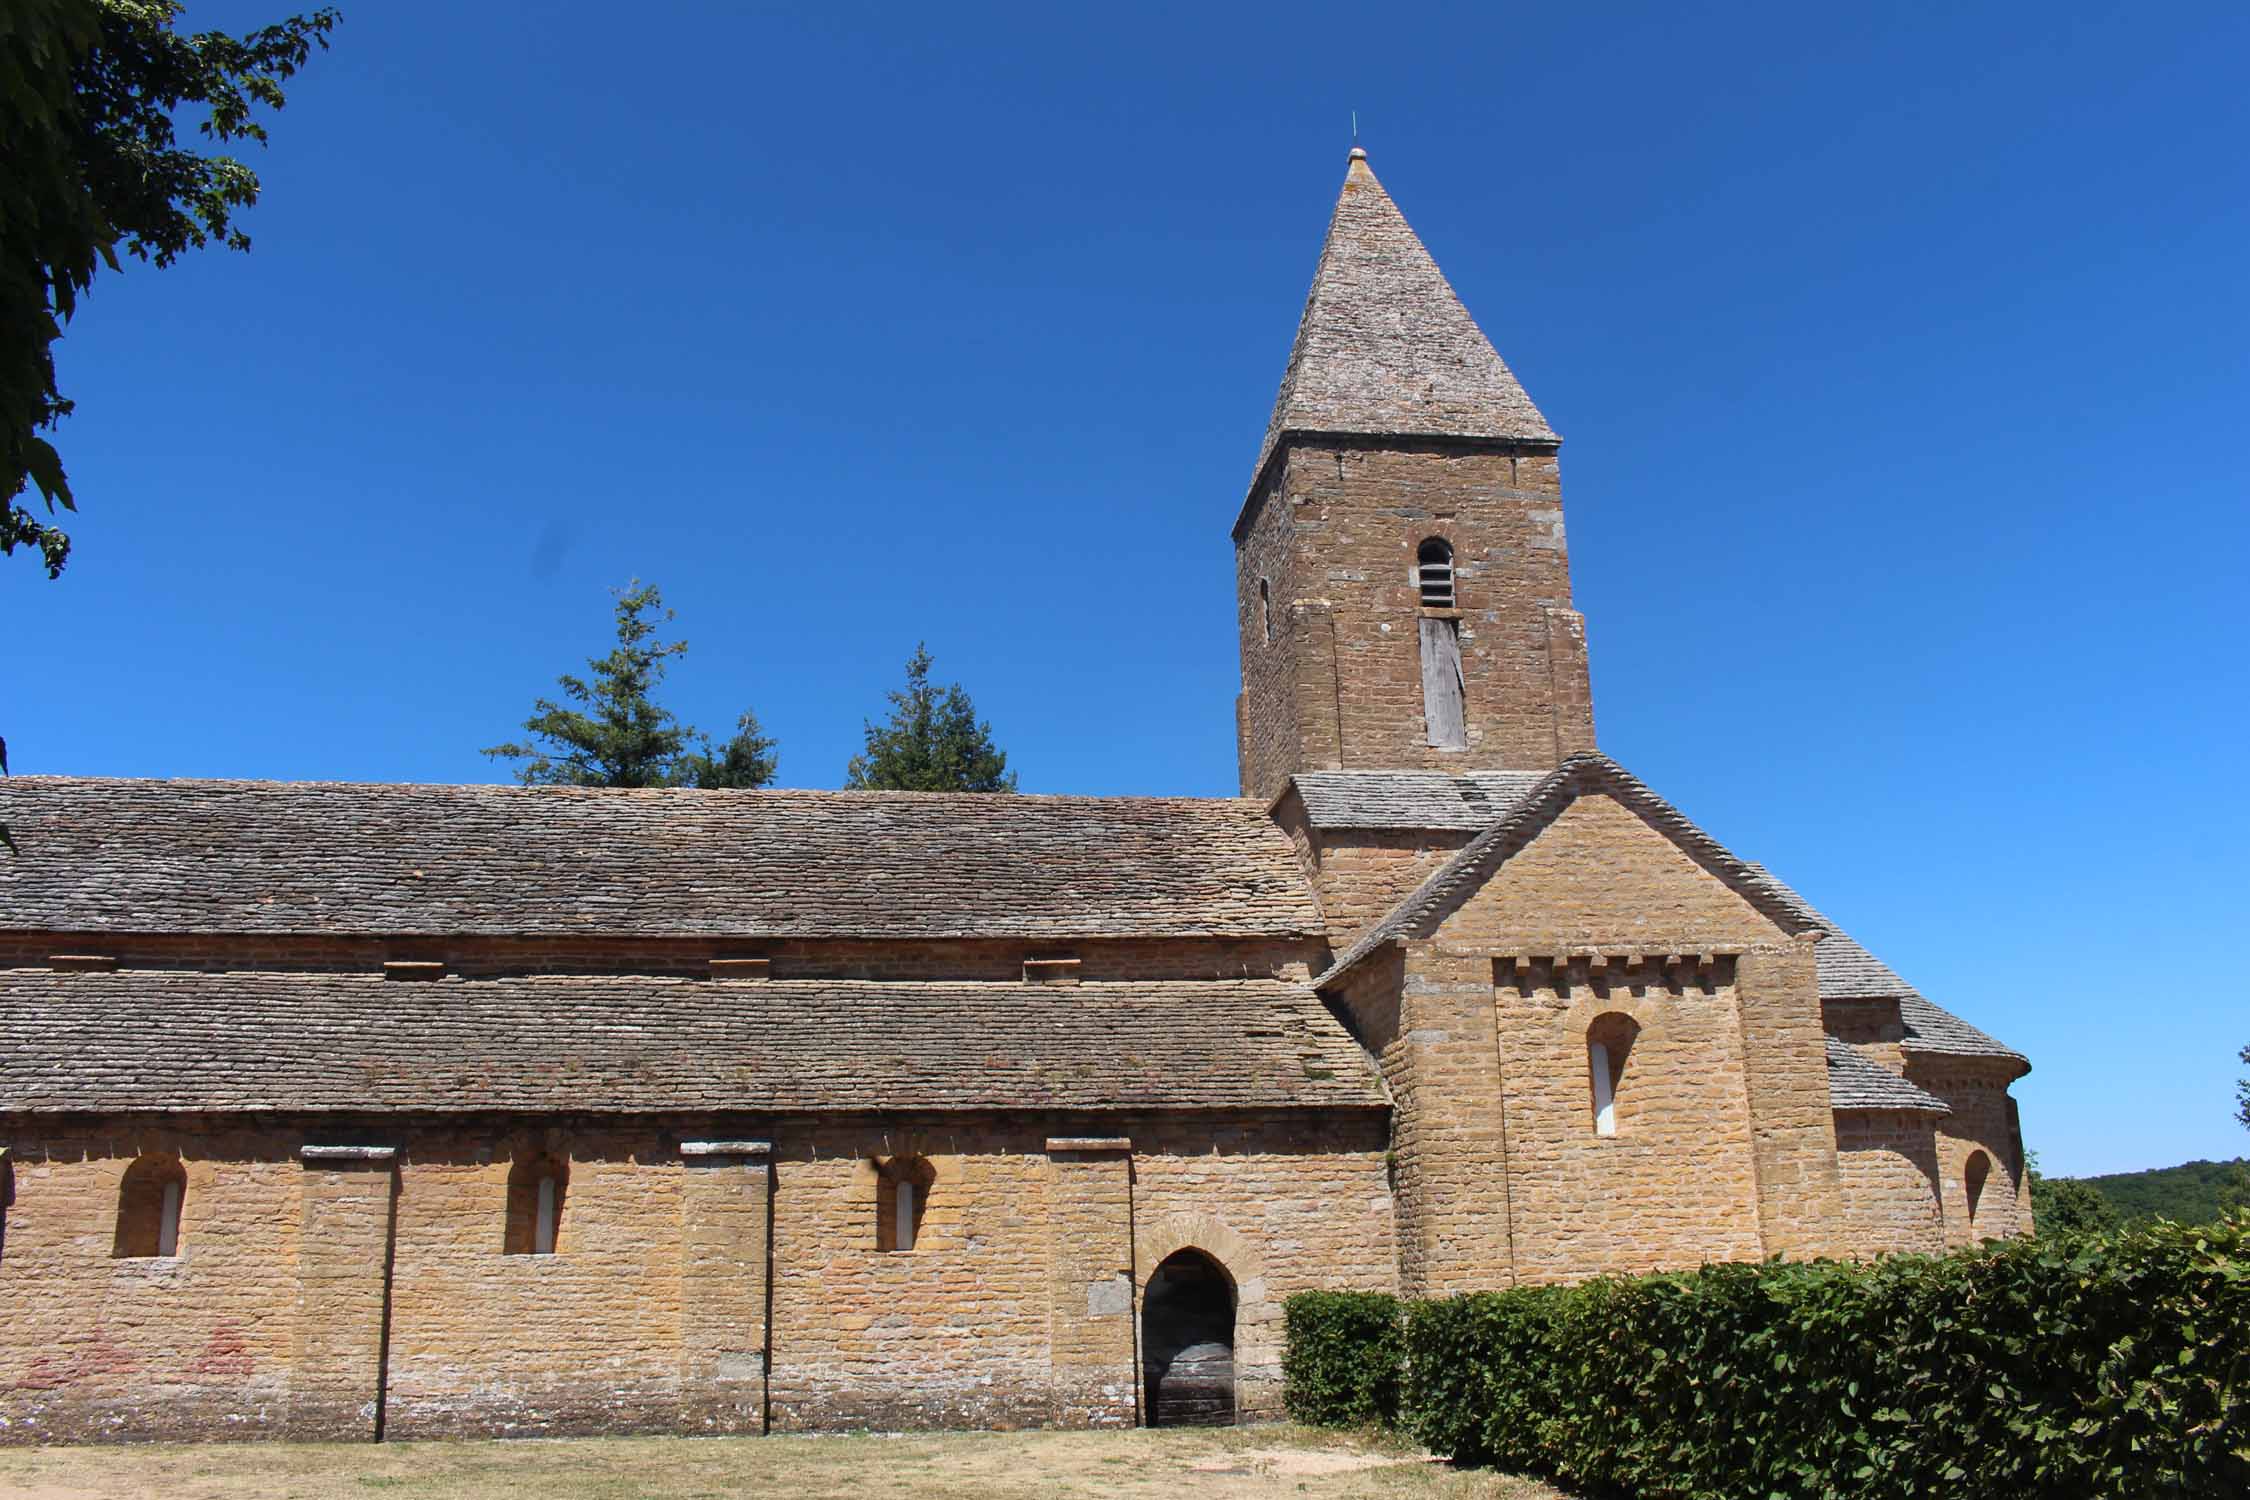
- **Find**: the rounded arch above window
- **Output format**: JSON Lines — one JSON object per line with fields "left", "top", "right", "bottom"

{"left": 875, "top": 1154, "right": 935, "bottom": 1252}
{"left": 1964, "top": 1149, "right": 1993, "bottom": 1232}
{"left": 1416, "top": 538, "right": 1455, "bottom": 608}
{"left": 504, "top": 1151, "right": 569, "bottom": 1256}
{"left": 114, "top": 1153, "right": 187, "bottom": 1259}
{"left": 1586, "top": 1012, "right": 1641, "bottom": 1138}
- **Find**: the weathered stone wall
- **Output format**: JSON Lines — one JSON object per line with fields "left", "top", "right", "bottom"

{"left": 1236, "top": 469, "right": 1308, "bottom": 799}
{"left": 0, "top": 1110, "right": 1390, "bottom": 1443}
{"left": 1303, "top": 830, "right": 1475, "bottom": 953}
{"left": 0, "top": 1121, "right": 300, "bottom": 1441}
{"left": 1907, "top": 1061, "right": 2033, "bottom": 1244}
{"left": 1337, "top": 790, "right": 1851, "bottom": 1286}
{"left": 1823, "top": 997, "right": 1909, "bottom": 1073}
{"left": 1490, "top": 957, "right": 1767, "bottom": 1279}
{"left": 1235, "top": 438, "right": 1595, "bottom": 800}
{"left": 1832, "top": 1111, "right": 1946, "bottom": 1257}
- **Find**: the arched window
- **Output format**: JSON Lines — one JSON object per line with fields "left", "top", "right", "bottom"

{"left": 875, "top": 1155, "right": 933, "bottom": 1252}
{"left": 1964, "top": 1150, "right": 1992, "bottom": 1233}
{"left": 113, "top": 1154, "right": 186, "bottom": 1259}
{"left": 1586, "top": 1013, "right": 1640, "bottom": 1137}
{"left": 1416, "top": 538, "right": 1455, "bottom": 608}
{"left": 504, "top": 1152, "right": 568, "bottom": 1256}
{"left": 1258, "top": 578, "right": 1273, "bottom": 644}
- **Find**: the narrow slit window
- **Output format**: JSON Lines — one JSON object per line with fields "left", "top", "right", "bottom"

{"left": 1589, "top": 1041, "right": 1617, "bottom": 1136}
{"left": 504, "top": 1152, "right": 568, "bottom": 1256}
{"left": 1, "top": 1157, "right": 14, "bottom": 1263}
{"left": 113, "top": 1154, "right": 187, "bottom": 1259}
{"left": 1586, "top": 1014, "right": 1639, "bottom": 1137}
{"left": 1416, "top": 537, "right": 1455, "bottom": 608}
{"left": 1258, "top": 578, "right": 1273, "bottom": 644}
{"left": 875, "top": 1155, "right": 933, "bottom": 1252}
{"left": 1419, "top": 616, "right": 1467, "bottom": 749}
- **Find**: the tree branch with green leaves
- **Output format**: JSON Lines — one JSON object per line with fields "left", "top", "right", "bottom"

{"left": 3, "top": 0, "right": 339, "bottom": 580}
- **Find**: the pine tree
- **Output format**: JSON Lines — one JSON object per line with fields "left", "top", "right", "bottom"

{"left": 484, "top": 581, "right": 777, "bottom": 789}
{"left": 679, "top": 712, "right": 780, "bottom": 790}
{"left": 844, "top": 644, "right": 1016, "bottom": 792}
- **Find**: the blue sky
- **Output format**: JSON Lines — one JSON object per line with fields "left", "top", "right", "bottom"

{"left": 6, "top": 2, "right": 2245, "bottom": 1176}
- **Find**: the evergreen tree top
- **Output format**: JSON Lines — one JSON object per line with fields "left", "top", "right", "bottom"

{"left": 483, "top": 580, "right": 777, "bottom": 790}
{"left": 845, "top": 644, "right": 1015, "bottom": 793}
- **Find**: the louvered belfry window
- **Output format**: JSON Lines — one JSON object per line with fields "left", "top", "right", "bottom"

{"left": 1416, "top": 537, "right": 1455, "bottom": 608}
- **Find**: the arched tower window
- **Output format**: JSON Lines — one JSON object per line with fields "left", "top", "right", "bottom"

{"left": 1586, "top": 1013, "right": 1640, "bottom": 1137}
{"left": 1416, "top": 538, "right": 1455, "bottom": 608}
{"left": 113, "top": 1153, "right": 186, "bottom": 1259}
{"left": 875, "top": 1155, "right": 934, "bottom": 1252}
{"left": 1964, "top": 1150, "right": 1992, "bottom": 1234}
{"left": 1258, "top": 578, "right": 1273, "bottom": 644}
{"left": 504, "top": 1152, "right": 568, "bottom": 1255}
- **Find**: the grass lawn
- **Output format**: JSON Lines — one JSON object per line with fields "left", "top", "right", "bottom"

{"left": 0, "top": 1425, "right": 1570, "bottom": 1500}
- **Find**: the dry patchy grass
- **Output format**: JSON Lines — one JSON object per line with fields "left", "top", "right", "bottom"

{"left": 0, "top": 1425, "right": 1570, "bottom": 1500}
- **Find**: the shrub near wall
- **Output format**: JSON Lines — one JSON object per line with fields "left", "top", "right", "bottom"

{"left": 1286, "top": 1215, "right": 2248, "bottom": 1499}
{"left": 1281, "top": 1290, "right": 1405, "bottom": 1428}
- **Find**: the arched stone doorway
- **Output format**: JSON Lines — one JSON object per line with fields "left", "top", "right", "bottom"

{"left": 1142, "top": 1248, "right": 1235, "bottom": 1427}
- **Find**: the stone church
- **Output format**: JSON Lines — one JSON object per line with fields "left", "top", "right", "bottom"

{"left": 0, "top": 150, "right": 2030, "bottom": 1443}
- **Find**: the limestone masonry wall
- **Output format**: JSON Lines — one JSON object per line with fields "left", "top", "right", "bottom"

{"left": 1833, "top": 1111, "right": 1946, "bottom": 1257}
{"left": 0, "top": 1110, "right": 1390, "bottom": 1443}
{"left": 1334, "top": 790, "right": 1852, "bottom": 1286}
{"left": 1909, "top": 1062, "right": 2034, "bottom": 1244}
{"left": 1303, "top": 830, "right": 1475, "bottom": 953}
{"left": 1235, "top": 440, "right": 1595, "bottom": 801}
{"left": 1490, "top": 957, "right": 1767, "bottom": 1279}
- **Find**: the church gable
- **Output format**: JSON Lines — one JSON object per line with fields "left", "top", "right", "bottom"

{"left": 1432, "top": 792, "right": 1795, "bottom": 955}
{"left": 1316, "top": 753, "right": 1809, "bottom": 984}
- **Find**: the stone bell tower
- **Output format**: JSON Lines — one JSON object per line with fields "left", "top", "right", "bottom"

{"left": 1233, "top": 149, "right": 1596, "bottom": 800}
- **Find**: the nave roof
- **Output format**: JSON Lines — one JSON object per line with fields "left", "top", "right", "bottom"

{"left": 0, "top": 969, "right": 1384, "bottom": 1114}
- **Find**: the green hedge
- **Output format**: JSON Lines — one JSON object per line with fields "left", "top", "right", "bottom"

{"left": 1285, "top": 1214, "right": 2248, "bottom": 1499}
{"left": 1281, "top": 1290, "right": 1405, "bottom": 1428}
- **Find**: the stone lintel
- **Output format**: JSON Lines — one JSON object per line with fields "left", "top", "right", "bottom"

{"left": 299, "top": 1145, "right": 397, "bottom": 1162}
{"left": 381, "top": 960, "right": 445, "bottom": 982}
{"left": 1044, "top": 1137, "right": 1131, "bottom": 1153}
{"left": 680, "top": 1139, "right": 772, "bottom": 1158}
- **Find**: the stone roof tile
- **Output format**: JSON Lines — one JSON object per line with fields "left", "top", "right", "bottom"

{"left": 1898, "top": 992, "right": 2027, "bottom": 1067}
{"left": 1743, "top": 864, "right": 1914, "bottom": 999}
{"left": 1825, "top": 1036, "right": 1950, "bottom": 1114}
{"left": 1747, "top": 864, "right": 2026, "bottom": 1069}
{"left": 0, "top": 778, "right": 1322, "bottom": 941}
{"left": 0, "top": 970, "right": 1385, "bottom": 1114}
{"left": 1247, "top": 151, "right": 1555, "bottom": 510}
{"left": 1289, "top": 770, "right": 1547, "bottom": 831}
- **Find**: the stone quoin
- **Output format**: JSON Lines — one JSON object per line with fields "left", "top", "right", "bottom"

{"left": 0, "top": 149, "right": 2030, "bottom": 1443}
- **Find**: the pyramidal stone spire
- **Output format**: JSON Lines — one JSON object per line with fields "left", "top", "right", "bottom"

{"left": 1255, "top": 148, "right": 1556, "bottom": 484}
